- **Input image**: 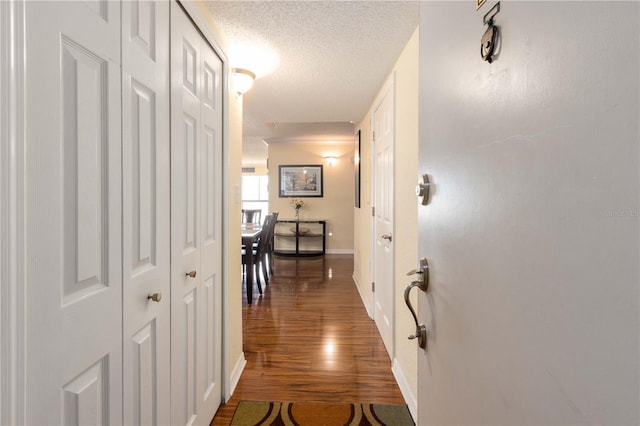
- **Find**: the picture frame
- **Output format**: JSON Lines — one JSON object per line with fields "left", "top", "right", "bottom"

{"left": 279, "top": 165, "right": 323, "bottom": 197}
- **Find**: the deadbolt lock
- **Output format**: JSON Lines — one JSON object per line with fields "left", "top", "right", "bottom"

{"left": 416, "top": 174, "right": 430, "bottom": 206}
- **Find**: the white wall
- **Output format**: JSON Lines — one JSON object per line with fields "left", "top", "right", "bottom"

{"left": 418, "top": 1, "right": 639, "bottom": 424}
{"left": 390, "top": 28, "right": 419, "bottom": 417}
{"left": 268, "top": 141, "right": 355, "bottom": 253}
{"left": 354, "top": 27, "right": 420, "bottom": 416}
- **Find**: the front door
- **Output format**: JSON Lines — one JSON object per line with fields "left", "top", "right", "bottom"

{"left": 24, "top": 2, "right": 123, "bottom": 423}
{"left": 170, "top": 3, "right": 224, "bottom": 424}
{"left": 373, "top": 78, "right": 395, "bottom": 357}
{"left": 416, "top": 2, "right": 639, "bottom": 425}
{"left": 122, "top": 1, "right": 171, "bottom": 424}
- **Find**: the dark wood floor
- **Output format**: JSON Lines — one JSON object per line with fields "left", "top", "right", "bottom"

{"left": 210, "top": 254, "right": 406, "bottom": 425}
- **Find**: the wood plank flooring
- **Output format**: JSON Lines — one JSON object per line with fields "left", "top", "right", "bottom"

{"left": 210, "top": 254, "right": 406, "bottom": 425}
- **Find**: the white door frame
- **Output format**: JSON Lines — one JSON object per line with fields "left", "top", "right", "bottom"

{"left": 370, "top": 74, "right": 395, "bottom": 357}
{"left": 0, "top": 1, "right": 27, "bottom": 423}
{"left": 174, "top": 0, "right": 232, "bottom": 402}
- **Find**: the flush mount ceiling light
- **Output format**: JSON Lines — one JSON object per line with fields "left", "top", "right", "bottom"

{"left": 232, "top": 68, "right": 255, "bottom": 95}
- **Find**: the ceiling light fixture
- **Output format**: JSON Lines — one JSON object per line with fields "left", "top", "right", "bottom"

{"left": 232, "top": 68, "right": 255, "bottom": 95}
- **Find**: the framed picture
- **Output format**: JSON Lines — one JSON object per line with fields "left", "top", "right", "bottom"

{"left": 279, "top": 165, "right": 323, "bottom": 197}
{"left": 354, "top": 130, "right": 361, "bottom": 208}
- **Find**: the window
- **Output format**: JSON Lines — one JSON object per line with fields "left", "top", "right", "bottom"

{"left": 242, "top": 175, "right": 269, "bottom": 222}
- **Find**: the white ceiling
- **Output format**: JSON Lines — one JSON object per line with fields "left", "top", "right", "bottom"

{"left": 203, "top": 0, "right": 419, "bottom": 165}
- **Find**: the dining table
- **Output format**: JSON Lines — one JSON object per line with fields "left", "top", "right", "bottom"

{"left": 241, "top": 227, "right": 261, "bottom": 304}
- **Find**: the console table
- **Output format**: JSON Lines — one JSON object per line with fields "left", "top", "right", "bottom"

{"left": 274, "top": 219, "right": 326, "bottom": 257}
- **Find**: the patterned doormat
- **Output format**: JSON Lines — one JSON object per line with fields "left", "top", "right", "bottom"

{"left": 230, "top": 401, "right": 414, "bottom": 425}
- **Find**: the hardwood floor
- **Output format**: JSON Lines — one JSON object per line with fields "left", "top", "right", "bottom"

{"left": 211, "top": 254, "right": 406, "bottom": 425}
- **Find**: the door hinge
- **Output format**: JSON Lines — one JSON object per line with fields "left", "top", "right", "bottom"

{"left": 372, "top": 130, "right": 376, "bottom": 141}
{"left": 372, "top": 206, "right": 375, "bottom": 217}
{"left": 372, "top": 282, "right": 375, "bottom": 292}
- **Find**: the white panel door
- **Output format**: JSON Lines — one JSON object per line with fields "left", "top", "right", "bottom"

{"left": 122, "top": 1, "right": 171, "bottom": 425}
{"left": 24, "top": 1, "right": 122, "bottom": 424}
{"left": 171, "top": 2, "right": 223, "bottom": 424}
{"left": 198, "top": 27, "right": 224, "bottom": 420}
{"left": 417, "top": 2, "right": 639, "bottom": 425}
{"left": 373, "top": 79, "right": 395, "bottom": 357}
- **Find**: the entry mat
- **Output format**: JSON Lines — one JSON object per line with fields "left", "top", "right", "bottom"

{"left": 230, "top": 401, "right": 415, "bottom": 425}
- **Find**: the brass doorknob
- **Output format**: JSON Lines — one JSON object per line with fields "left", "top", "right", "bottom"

{"left": 147, "top": 292, "right": 162, "bottom": 303}
{"left": 186, "top": 270, "right": 197, "bottom": 278}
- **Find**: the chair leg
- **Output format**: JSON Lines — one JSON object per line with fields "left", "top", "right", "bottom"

{"left": 268, "top": 251, "right": 274, "bottom": 275}
{"left": 255, "top": 264, "right": 263, "bottom": 294}
{"left": 262, "top": 257, "right": 270, "bottom": 286}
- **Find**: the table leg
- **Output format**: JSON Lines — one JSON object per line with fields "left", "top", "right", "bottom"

{"left": 246, "top": 246, "right": 254, "bottom": 304}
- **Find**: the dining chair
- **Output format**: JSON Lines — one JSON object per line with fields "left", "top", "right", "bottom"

{"left": 242, "top": 214, "right": 272, "bottom": 295}
{"left": 242, "top": 209, "right": 262, "bottom": 227}
{"left": 267, "top": 211, "right": 279, "bottom": 275}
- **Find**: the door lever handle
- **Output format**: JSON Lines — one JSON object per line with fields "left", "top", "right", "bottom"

{"left": 404, "top": 281, "right": 427, "bottom": 349}
{"left": 381, "top": 234, "right": 392, "bottom": 242}
{"left": 406, "top": 257, "right": 429, "bottom": 292}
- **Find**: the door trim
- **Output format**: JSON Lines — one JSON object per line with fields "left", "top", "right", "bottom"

{"left": 0, "top": 1, "right": 26, "bottom": 423}
{"left": 370, "top": 73, "right": 396, "bottom": 358}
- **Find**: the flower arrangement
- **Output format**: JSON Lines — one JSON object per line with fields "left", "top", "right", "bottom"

{"left": 290, "top": 198, "right": 305, "bottom": 210}
{"left": 290, "top": 198, "right": 305, "bottom": 219}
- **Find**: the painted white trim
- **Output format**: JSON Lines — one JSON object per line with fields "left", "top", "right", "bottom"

{"left": 176, "top": 0, "right": 238, "bottom": 403}
{"left": 178, "top": 1, "right": 228, "bottom": 62}
{"left": 0, "top": 1, "right": 26, "bottom": 423}
{"left": 228, "top": 353, "right": 247, "bottom": 397}
{"left": 326, "top": 249, "right": 354, "bottom": 255}
{"left": 392, "top": 358, "right": 417, "bottom": 423}
{"left": 352, "top": 273, "right": 372, "bottom": 318}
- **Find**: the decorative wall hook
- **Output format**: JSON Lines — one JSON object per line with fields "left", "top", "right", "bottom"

{"left": 481, "top": 2, "right": 500, "bottom": 63}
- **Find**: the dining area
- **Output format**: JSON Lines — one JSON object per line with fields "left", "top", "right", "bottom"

{"left": 241, "top": 209, "right": 278, "bottom": 304}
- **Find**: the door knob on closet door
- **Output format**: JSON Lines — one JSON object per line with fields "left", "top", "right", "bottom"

{"left": 185, "top": 270, "right": 197, "bottom": 278}
{"left": 381, "top": 234, "right": 392, "bottom": 242}
{"left": 147, "top": 292, "right": 162, "bottom": 303}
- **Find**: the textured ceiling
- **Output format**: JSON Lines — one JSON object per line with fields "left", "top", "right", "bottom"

{"left": 204, "top": 0, "right": 419, "bottom": 165}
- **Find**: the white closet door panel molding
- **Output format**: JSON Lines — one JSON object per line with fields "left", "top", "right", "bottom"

{"left": 122, "top": 1, "right": 171, "bottom": 425}
{"left": 171, "top": 2, "right": 223, "bottom": 424}
{"left": 24, "top": 1, "right": 123, "bottom": 423}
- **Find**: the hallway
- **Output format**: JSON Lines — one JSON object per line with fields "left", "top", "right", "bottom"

{"left": 211, "top": 255, "right": 406, "bottom": 424}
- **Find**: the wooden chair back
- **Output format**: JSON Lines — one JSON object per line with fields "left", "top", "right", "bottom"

{"left": 255, "top": 214, "right": 273, "bottom": 257}
{"left": 242, "top": 209, "right": 262, "bottom": 226}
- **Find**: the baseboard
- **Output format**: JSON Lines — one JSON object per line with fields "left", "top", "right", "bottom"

{"left": 352, "top": 273, "right": 372, "bottom": 318}
{"left": 326, "top": 249, "right": 354, "bottom": 254}
{"left": 229, "top": 352, "right": 247, "bottom": 397}
{"left": 392, "top": 359, "right": 417, "bottom": 423}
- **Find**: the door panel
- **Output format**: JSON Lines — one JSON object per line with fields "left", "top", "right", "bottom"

{"left": 171, "top": 3, "right": 223, "bottom": 424}
{"left": 198, "top": 37, "right": 223, "bottom": 409}
{"left": 373, "top": 80, "right": 395, "bottom": 356}
{"left": 25, "top": 1, "right": 122, "bottom": 423}
{"left": 417, "top": 2, "right": 639, "bottom": 425}
{"left": 122, "top": 1, "right": 170, "bottom": 424}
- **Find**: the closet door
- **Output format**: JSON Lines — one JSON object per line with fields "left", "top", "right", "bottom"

{"left": 122, "top": 1, "right": 171, "bottom": 424}
{"left": 24, "top": 1, "right": 123, "bottom": 424}
{"left": 170, "top": 2, "right": 224, "bottom": 424}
